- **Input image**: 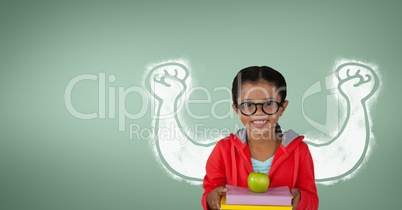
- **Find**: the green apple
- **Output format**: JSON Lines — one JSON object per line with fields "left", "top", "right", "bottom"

{"left": 247, "top": 172, "right": 270, "bottom": 193}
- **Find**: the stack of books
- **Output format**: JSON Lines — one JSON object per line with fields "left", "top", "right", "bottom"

{"left": 220, "top": 185, "right": 292, "bottom": 210}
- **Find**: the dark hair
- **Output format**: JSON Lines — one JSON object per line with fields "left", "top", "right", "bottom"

{"left": 231, "top": 66, "right": 287, "bottom": 105}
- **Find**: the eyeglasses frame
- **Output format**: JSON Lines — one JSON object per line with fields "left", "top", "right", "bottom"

{"left": 236, "top": 100, "right": 284, "bottom": 116}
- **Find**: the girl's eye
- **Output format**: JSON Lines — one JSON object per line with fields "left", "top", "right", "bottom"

{"left": 243, "top": 102, "right": 254, "bottom": 107}
{"left": 265, "top": 101, "right": 274, "bottom": 106}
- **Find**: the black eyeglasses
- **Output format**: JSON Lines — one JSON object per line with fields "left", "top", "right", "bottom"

{"left": 236, "top": 100, "right": 283, "bottom": 116}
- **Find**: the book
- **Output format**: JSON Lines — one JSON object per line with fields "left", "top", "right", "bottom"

{"left": 225, "top": 185, "right": 292, "bottom": 206}
{"left": 221, "top": 194, "right": 292, "bottom": 210}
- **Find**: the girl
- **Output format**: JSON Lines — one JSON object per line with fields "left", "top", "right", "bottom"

{"left": 201, "top": 66, "right": 318, "bottom": 210}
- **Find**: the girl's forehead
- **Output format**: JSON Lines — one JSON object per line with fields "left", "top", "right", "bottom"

{"left": 239, "top": 81, "right": 280, "bottom": 99}
{"left": 240, "top": 81, "right": 277, "bottom": 92}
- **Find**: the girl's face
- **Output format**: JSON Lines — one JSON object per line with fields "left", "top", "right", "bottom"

{"left": 232, "top": 80, "right": 288, "bottom": 139}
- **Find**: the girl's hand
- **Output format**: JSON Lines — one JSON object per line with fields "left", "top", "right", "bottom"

{"left": 291, "top": 188, "right": 300, "bottom": 209}
{"left": 206, "top": 186, "right": 228, "bottom": 209}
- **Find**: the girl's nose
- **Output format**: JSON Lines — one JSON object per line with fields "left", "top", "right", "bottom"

{"left": 254, "top": 104, "right": 265, "bottom": 116}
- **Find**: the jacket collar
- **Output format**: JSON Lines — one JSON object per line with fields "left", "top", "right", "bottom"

{"left": 234, "top": 127, "right": 301, "bottom": 148}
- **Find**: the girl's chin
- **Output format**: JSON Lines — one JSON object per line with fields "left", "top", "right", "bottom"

{"left": 247, "top": 124, "right": 276, "bottom": 137}
{"left": 247, "top": 131, "right": 276, "bottom": 140}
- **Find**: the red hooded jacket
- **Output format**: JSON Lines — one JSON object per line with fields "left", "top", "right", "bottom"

{"left": 202, "top": 129, "right": 318, "bottom": 210}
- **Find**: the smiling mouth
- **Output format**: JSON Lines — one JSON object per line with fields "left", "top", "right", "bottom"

{"left": 252, "top": 120, "right": 268, "bottom": 124}
{"left": 251, "top": 120, "right": 269, "bottom": 128}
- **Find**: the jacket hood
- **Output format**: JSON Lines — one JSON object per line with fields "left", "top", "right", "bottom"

{"left": 234, "top": 127, "right": 303, "bottom": 148}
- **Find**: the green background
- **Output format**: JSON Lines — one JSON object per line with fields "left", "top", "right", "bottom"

{"left": 1, "top": 0, "right": 400, "bottom": 209}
